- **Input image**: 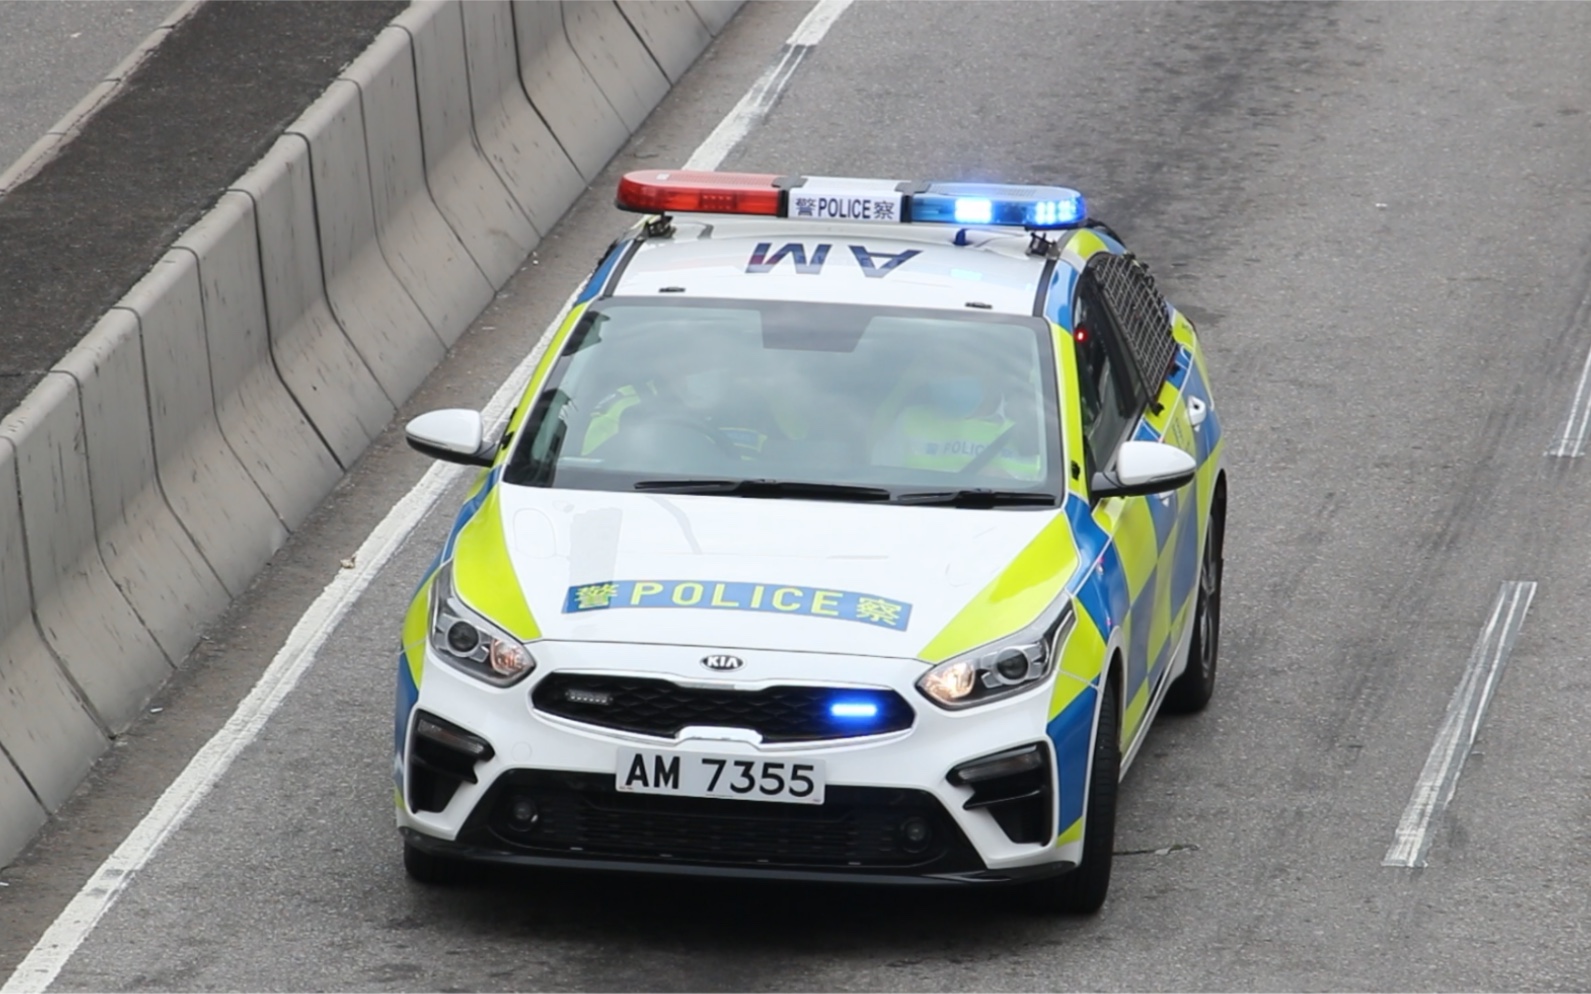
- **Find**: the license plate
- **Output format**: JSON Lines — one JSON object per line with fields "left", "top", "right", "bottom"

{"left": 616, "top": 748, "right": 826, "bottom": 805}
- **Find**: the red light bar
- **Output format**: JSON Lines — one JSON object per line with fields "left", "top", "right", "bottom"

{"left": 616, "top": 170, "right": 782, "bottom": 216}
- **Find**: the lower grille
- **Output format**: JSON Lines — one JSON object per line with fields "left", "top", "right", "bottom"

{"left": 458, "top": 770, "right": 982, "bottom": 874}
{"left": 531, "top": 673, "right": 915, "bottom": 742}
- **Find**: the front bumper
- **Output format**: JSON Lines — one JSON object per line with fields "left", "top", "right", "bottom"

{"left": 396, "top": 640, "right": 1094, "bottom": 881}
{"left": 400, "top": 829, "right": 1075, "bottom": 887}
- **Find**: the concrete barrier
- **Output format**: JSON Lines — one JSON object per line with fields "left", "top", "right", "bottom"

{"left": 0, "top": 0, "right": 744, "bottom": 871}
{"left": 231, "top": 136, "right": 395, "bottom": 469}
{"left": 688, "top": 0, "right": 742, "bottom": 36}
{"left": 342, "top": 27, "right": 494, "bottom": 346}
{"left": 0, "top": 375, "right": 168, "bottom": 734}
{"left": 0, "top": 754, "right": 47, "bottom": 879}
{"left": 53, "top": 310, "right": 229, "bottom": 659}
{"left": 562, "top": 1, "right": 671, "bottom": 133}
{"left": 288, "top": 81, "right": 446, "bottom": 406}
{"left": 173, "top": 193, "right": 343, "bottom": 532}
{"left": 513, "top": 1, "right": 629, "bottom": 182}
{"left": 0, "top": 436, "right": 103, "bottom": 841}
{"left": 395, "top": 1, "right": 537, "bottom": 290}
{"left": 118, "top": 253, "right": 289, "bottom": 598}
{"left": 459, "top": 0, "right": 586, "bottom": 237}
{"left": 616, "top": 1, "right": 712, "bottom": 83}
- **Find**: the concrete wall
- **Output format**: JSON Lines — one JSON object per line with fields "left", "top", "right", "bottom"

{"left": 0, "top": 0, "right": 739, "bottom": 868}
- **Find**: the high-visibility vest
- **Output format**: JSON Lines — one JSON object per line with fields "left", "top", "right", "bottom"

{"left": 877, "top": 404, "right": 1042, "bottom": 480}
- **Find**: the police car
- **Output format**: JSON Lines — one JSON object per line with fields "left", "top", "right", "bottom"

{"left": 395, "top": 171, "right": 1226, "bottom": 913}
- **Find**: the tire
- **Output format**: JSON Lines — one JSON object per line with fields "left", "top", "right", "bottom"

{"left": 1164, "top": 505, "right": 1223, "bottom": 714}
{"left": 403, "top": 837, "right": 461, "bottom": 885}
{"left": 1022, "top": 677, "right": 1120, "bottom": 914}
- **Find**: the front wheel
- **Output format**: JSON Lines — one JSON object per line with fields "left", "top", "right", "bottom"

{"left": 1164, "top": 508, "right": 1223, "bottom": 714}
{"left": 1021, "top": 677, "right": 1120, "bottom": 914}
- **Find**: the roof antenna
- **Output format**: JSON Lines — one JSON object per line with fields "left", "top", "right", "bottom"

{"left": 954, "top": 228, "right": 971, "bottom": 246}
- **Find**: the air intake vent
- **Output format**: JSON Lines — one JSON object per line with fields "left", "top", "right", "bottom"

{"left": 532, "top": 674, "right": 914, "bottom": 742}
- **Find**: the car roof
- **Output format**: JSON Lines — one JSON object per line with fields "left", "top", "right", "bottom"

{"left": 608, "top": 216, "right": 1073, "bottom": 315}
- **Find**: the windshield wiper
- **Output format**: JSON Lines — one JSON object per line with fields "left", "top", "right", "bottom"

{"left": 893, "top": 488, "right": 1059, "bottom": 508}
{"left": 633, "top": 478, "right": 894, "bottom": 502}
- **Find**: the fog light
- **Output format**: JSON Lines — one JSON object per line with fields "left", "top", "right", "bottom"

{"left": 508, "top": 795, "right": 539, "bottom": 829}
{"left": 899, "top": 815, "right": 933, "bottom": 853}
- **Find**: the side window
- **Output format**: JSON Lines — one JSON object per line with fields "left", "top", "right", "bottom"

{"left": 1072, "top": 279, "right": 1137, "bottom": 465}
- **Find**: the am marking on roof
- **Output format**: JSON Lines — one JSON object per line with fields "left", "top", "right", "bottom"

{"left": 613, "top": 219, "right": 1050, "bottom": 313}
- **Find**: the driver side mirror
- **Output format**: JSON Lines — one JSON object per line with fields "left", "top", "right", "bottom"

{"left": 405, "top": 409, "right": 496, "bottom": 467}
{"left": 1090, "top": 440, "right": 1196, "bottom": 500}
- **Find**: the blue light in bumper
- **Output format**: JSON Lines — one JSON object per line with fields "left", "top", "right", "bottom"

{"left": 908, "top": 183, "right": 1086, "bottom": 230}
{"left": 829, "top": 700, "right": 880, "bottom": 720}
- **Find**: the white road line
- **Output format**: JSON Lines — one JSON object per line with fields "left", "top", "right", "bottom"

{"left": 686, "top": 0, "right": 853, "bottom": 171}
{"left": 1546, "top": 281, "right": 1591, "bottom": 457}
{"left": 1383, "top": 581, "right": 1536, "bottom": 869}
{"left": 1, "top": 3, "right": 853, "bottom": 990}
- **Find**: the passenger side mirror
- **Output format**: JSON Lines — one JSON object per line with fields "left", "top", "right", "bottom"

{"left": 405, "top": 409, "right": 496, "bottom": 467}
{"left": 1090, "top": 440, "right": 1196, "bottom": 500}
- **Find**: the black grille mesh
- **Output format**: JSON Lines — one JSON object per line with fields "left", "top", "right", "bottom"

{"left": 1090, "top": 253, "right": 1177, "bottom": 385}
{"left": 532, "top": 673, "right": 915, "bottom": 742}
{"left": 463, "top": 772, "right": 981, "bottom": 872}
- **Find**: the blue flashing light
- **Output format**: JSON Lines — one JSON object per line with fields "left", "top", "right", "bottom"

{"left": 829, "top": 700, "right": 880, "bottom": 720}
{"left": 909, "top": 182, "right": 1086, "bottom": 230}
{"left": 953, "top": 198, "right": 994, "bottom": 225}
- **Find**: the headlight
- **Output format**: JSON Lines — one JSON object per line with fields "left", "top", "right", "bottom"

{"left": 428, "top": 560, "right": 537, "bottom": 686}
{"left": 917, "top": 596, "right": 1077, "bottom": 709}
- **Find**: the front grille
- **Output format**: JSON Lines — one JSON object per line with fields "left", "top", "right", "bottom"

{"left": 531, "top": 673, "right": 915, "bottom": 742}
{"left": 458, "top": 771, "right": 982, "bottom": 874}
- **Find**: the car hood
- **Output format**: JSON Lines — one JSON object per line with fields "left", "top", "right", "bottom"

{"left": 482, "top": 486, "right": 1072, "bottom": 659}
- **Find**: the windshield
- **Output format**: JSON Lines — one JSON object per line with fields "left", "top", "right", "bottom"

{"left": 502, "top": 297, "right": 1064, "bottom": 503}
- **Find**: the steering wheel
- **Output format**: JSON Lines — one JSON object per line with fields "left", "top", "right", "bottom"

{"left": 629, "top": 410, "right": 743, "bottom": 460}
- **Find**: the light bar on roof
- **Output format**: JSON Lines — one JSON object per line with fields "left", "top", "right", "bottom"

{"left": 615, "top": 170, "right": 782, "bottom": 216}
{"left": 908, "top": 182, "right": 1086, "bottom": 228}
{"left": 615, "top": 170, "right": 1087, "bottom": 230}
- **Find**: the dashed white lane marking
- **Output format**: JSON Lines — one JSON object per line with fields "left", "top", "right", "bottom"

{"left": 1547, "top": 280, "right": 1591, "bottom": 456}
{"left": 1383, "top": 581, "right": 1536, "bottom": 869}
{"left": 1, "top": 3, "right": 854, "bottom": 990}
{"left": 687, "top": 0, "right": 853, "bottom": 171}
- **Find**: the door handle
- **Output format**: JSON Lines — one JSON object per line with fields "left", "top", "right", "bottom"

{"left": 1187, "top": 395, "right": 1208, "bottom": 429}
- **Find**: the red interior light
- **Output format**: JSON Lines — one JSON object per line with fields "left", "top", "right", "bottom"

{"left": 616, "top": 170, "right": 782, "bottom": 216}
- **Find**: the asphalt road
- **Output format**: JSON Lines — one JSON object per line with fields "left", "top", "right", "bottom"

{"left": 0, "top": 0, "right": 408, "bottom": 416}
{"left": 5, "top": 1, "right": 1591, "bottom": 990}
{"left": 0, "top": 1, "right": 179, "bottom": 175}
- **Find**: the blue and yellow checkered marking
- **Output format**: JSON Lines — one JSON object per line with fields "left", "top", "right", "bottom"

{"left": 1046, "top": 682, "right": 1098, "bottom": 832}
{"left": 564, "top": 580, "right": 913, "bottom": 631}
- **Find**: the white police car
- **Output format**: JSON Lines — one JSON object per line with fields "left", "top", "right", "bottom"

{"left": 396, "top": 171, "right": 1226, "bottom": 912}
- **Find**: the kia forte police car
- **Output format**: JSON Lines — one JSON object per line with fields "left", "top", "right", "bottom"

{"left": 395, "top": 171, "right": 1226, "bottom": 913}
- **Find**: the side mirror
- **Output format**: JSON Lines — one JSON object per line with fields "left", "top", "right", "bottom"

{"left": 1090, "top": 440, "right": 1197, "bottom": 500}
{"left": 405, "top": 409, "right": 495, "bottom": 467}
